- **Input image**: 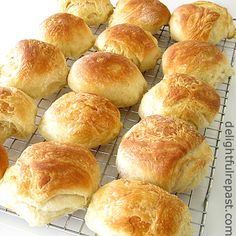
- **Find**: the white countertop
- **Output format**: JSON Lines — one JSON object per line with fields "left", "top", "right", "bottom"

{"left": 0, "top": 1, "right": 235, "bottom": 236}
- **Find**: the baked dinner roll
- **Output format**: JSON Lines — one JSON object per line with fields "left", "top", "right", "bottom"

{"left": 85, "top": 179, "right": 192, "bottom": 236}
{"left": 169, "top": 1, "right": 236, "bottom": 44}
{"left": 0, "top": 141, "right": 100, "bottom": 226}
{"left": 58, "top": 0, "right": 113, "bottom": 26}
{"left": 139, "top": 73, "right": 220, "bottom": 129}
{"left": 0, "top": 145, "right": 8, "bottom": 179}
{"left": 39, "top": 13, "right": 95, "bottom": 58}
{"left": 162, "top": 40, "right": 234, "bottom": 88}
{"left": 95, "top": 23, "right": 161, "bottom": 72}
{"left": 0, "top": 87, "right": 37, "bottom": 143}
{"left": 117, "top": 115, "right": 213, "bottom": 193}
{"left": 0, "top": 39, "right": 68, "bottom": 99}
{"left": 68, "top": 52, "right": 148, "bottom": 107}
{"left": 39, "top": 92, "right": 122, "bottom": 148}
{"left": 109, "top": 0, "right": 171, "bottom": 34}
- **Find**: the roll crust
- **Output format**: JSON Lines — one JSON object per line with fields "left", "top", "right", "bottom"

{"left": 85, "top": 179, "right": 192, "bottom": 236}
{"left": 68, "top": 52, "right": 147, "bottom": 107}
{"left": 117, "top": 115, "right": 213, "bottom": 193}
{"left": 0, "top": 39, "right": 68, "bottom": 99}
{"left": 39, "top": 92, "right": 122, "bottom": 148}
{"left": 0, "top": 86, "right": 37, "bottom": 143}
{"left": 109, "top": 0, "right": 171, "bottom": 34}
{"left": 162, "top": 40, "right": 234, "bottom": 88}
{"left": 0, "top": 142, "right": 100, "bottom": 226}
{"left": 58, "top": 0, "right": 113, "bottom": 26}
{"left": 139, "top": 73, "right": 220, "bottom": 129}
{"left": 0, "top": 145, "right": 8, "bottom": 179}
{"left": 39, "top": 13, "right": 95, "bottom": 58}
{"left": 169, "top": 1, "right": 236, "bottom": 44}
{"left": 95, "top": 23, "right": 161, "bottom": 72}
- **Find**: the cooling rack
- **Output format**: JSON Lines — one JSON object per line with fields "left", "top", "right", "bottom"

{"left": 1, "top": 22, "right": 236, "bottom": 236}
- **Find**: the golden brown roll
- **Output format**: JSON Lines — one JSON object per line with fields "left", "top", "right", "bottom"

{"left": 162, "top": 40, "right": 234, "bottom": 88}
{"left": 39, "top": 92, "right": 122, "bottom": 148}
{"left": 0, "top": 39, "right": 68, "bottom": 99}
{"left": 0, "top": 145, "right": 8, "bottom": 179}
{"left": 169, "top": 1, "right": 236, "bottom": 44}
{"left": 117, "top": 115, "right": 213, "bottom": 193}
{"left": 95, "top": 23, "right": 161, "bottom": 72}
{"left": 0, "top": 87, "right": 37, "bottom": 143}
{"left": 0, "top": 141, "right": 100, "bottom": 226}
{"left": 109, "top": 0, "right": 171, "bottom": 34}
{"left": 85, "top": 179, "right": 192, "bottom": 236}
{"left": 68, "top": 52, "right": 148, "bottom": 107}
{"left": 139, "top": 73, "right": 220, "bottom": 129}
{"left": 39, "top": 13, "right": 95, "bottom": 58}
{"left": 58, "top": 0, "right": 113, "bottom": 26}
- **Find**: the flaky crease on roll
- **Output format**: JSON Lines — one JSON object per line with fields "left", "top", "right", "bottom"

{"left": 95, "top": 23, "right": 161, "bottom": 72}
{"left": 85, "top": 179, "right": 193, "bottom": 236}
{"left": 139, "top": 73, "right": 220, "bottom": 129}
{"left": 0, "top": 142, "right": 100, "bottom": 226}
{"left": 0, "top": 86, "right": 37, "bottom": 144}
{"left": 169, "top": 1, "right": 236, "bottom": 44}
{"left": 109, "top": 0, "right": 171, "bottom": 34}
{"left": 162, "top": 40, "right": 234, "bottom": 88}
{"left": 117, "top": 115, "right": 213, "bottom": 193}
{"left": 58, "top": 0, "right": 114, "bottom": 26}
{"left": 39, "top": 13, "right": 95, "bottom": 58}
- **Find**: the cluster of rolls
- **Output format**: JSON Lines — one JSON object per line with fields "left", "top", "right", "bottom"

{"left": 0, "top": 0, "right": 235, "bottom": 235}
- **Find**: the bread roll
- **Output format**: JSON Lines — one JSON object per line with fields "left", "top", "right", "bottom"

{"left": 39, "top": 13, "right": 95, "bottom": 58}
{"left": 0, "top": 145, "right": 8, "bottom": 179}
{"left": 0, "top": 39, "right": 68, "bottom": 99}
{"left": 162, "top": 40, "right": 234, "bottom": 88}
{"left": 39, "top": 92, "right": 122, "bottom": 148}
{"left": 139, "top": 73, "right": 220, "bottom": 129}
{"left": 117, "top": 115, "right": 213, "bottom": 193}
{"left": 0, "top": 141, "right": 100, "bottom": 226}
{"left": 169, "top": 1, "right": 236, "bottom": 44}
{"left": 68, "top": 52, "right": 148, "bottom": 107}
{"left": 0, "top": 87, "right": 37, "bottom": 143}
{"left": 58, "top": 0, "right": 113, "bottom": 26}
{"left": 110, "top": 0, "right": 171, "bottom": 34}
{"left": 85, "top": 179, "right": 192, "bottom": 236}
{"left": 95, "top": 23, "right": 161, "bottom": 72}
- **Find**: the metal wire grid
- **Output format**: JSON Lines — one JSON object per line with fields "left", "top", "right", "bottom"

{"left": 0, "top": 23, "right": 236, "bottom": 236}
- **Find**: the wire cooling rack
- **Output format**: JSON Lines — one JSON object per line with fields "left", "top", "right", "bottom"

{"left": 1, "top": 22, "right": 236, "bottom": 236}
